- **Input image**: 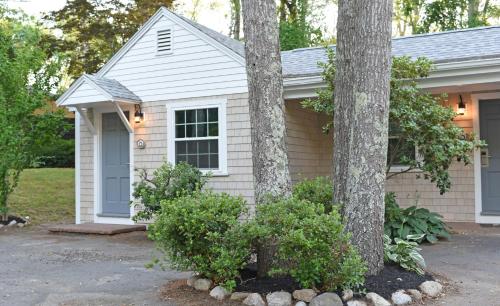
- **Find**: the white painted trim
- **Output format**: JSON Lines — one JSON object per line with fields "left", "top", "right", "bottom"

{"left": 113, "top": 102, "right": 134, "bottom": 133}
{"left": 75, "top": 112, "right": 81, "bottom": 224}
{"left": 75, "top": 106, "right": 97, "bottom": 135}
{"left": 166, "top": 99, "right": 228, "bottom": 176}
{"left": 471, "top": 92, "right": 500, "bottom": 224}
{"left": 92, "top": 106, "right": 136, "bottom": 225}
{"left": 56, "top": 76, "right": 85, "bottom": 106}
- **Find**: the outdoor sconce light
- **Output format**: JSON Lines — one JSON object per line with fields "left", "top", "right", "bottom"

{"left": 134, "top": 104, "right": 144, "bottom": 123}
{"left": 457, "top": 95, "right": 466, "bottom": 115}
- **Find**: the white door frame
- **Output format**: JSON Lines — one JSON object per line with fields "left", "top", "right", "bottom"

{"left": 93, "top": 104, "right": 135, "bottom": 225}
{"left": 472, "top": 92, "right": 500, "bottom": 224}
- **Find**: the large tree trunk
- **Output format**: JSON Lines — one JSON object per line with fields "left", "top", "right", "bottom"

{"left": 241, "top": 0, "right": 292, "bottom": 277}
{"left": 333, "top": 0, "right": 393, "bottom": 275}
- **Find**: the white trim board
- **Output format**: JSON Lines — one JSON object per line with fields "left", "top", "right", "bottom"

{"left": 75, "top": 112, "right": 81, "bottom": 224}
{"left": 472, "top": 92, "right": 500, "bottom": 224}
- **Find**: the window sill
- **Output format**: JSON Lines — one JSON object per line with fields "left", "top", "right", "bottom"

{"left": 388, "top": 166, "right": 422, "bottom": 173}
{"left": 201, "top": 170, "right": 229, "bottom": 177}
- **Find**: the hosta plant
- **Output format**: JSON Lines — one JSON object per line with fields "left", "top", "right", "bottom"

{"left": 384, "top": 234, "right": 426, "bottom": 275}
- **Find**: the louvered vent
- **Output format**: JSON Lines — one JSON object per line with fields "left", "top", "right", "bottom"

{"left": 157, "top": 29, "right": 172, "bottom": 54}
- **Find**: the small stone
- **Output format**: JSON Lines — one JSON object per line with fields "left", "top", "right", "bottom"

{"left": 310, "top": 292, "right": 343, "bottom": 306}
{"left": 17, "top": 223, "right": 25, "bottom": 228}
{"left": 347, "top": 300, "right": 368, "bottom": 306}
{"left": 366, "top": 292, "right": 391, "bottom": 306}
{"left": 8, "top": 220, "right": 16, "bottom": 226}
{"left": 193, "top": 278, "right": 212, "bottom": 291}
{"left": 243, "top": 293, "right": 266, "bottom": 306}
{"left": 0, "top": 224, "right": 4, "bottom": 229}
{"left": 342, "top": 289, "right": 354, "bottom": 301}
{"left": 186, "top": 275, "right": 198, "bottom": 287}
{"left": 210, "top": 286, "right": 230, "bottom": 300}
{"left": 266, "top": 291, "right": 292, "bottom": 306}
{"left": 295, "top": 302, "right": 307, "bottom": 306}
{"left": 406, "top": 289, "right": 422, "bottom": 302}
{"left": 231, "top": 292, "right": 251, "bottom": 301}
{"left": 293, "top": 289, "right": 317, "bottom": 302}
{"left": 419, "top": 281, "right": 443, "bottom": 297}
{"left": 391, "top": 290, "right": 412, "bottom": 305}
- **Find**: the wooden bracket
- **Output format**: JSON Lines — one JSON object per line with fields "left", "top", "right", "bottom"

{"left": 113, "top": 101, "right": 134, "bottom": 133}
{"left": 75, "top": 106, "right": 97, "bottom": 135}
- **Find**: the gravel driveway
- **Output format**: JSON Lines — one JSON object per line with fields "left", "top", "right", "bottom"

{"left": 0, "top": 226, "right": 189, "bottom": 306}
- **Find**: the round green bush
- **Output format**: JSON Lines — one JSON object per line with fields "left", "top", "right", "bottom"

{"left": 292, "top": 176, "right": 334, "bottom": 212}
{"left": 148, "top": 191, "right": 251, "bottom": 290}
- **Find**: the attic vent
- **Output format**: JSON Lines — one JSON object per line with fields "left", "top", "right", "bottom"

{"left": 157, "top": 29, "right": 172, "bottom": 54}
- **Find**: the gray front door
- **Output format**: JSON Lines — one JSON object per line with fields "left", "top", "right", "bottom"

{"left": 480, "top": 100, "right": 500, "bottom": 215}
{"left": 101, "top": 112, "right": 130, "bottom": 217}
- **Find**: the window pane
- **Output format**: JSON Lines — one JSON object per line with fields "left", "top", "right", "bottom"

{"left": 175, "top": 110, "right": 185, "bottom": 124}
{"left": 387, "top": 137, "right": 415, "bottom": 166}
{"left": 176, "top": 125, "right": 185, "bottom": 138}
{"left": 199, "top": 154, "right": 209, "bottom": 168}
{"left": 210, "top": 154, "right": 219, "bottom": 169}
{"left": 187, "top": 141, "right": 197, "bottom": 154}
{"left": 197, "top": 123, "right": 207, "bottom": 137}
{"left": 186, "top": 110, "right": 196, "bottom": 123}
{"left": 176, "top": 141, "right": 187, "bottom": 154}
{"left": 176, "top": 154, "right": 187, "bottom": 163}
{"left": 208, "top": 123, "right": 218, "bottom": 136}
{"left": 197, "top": 109, "right": 207, "bottom": 122}
{"left": 186, "top": 124, "right": 196, "bottom": 137}
{"left": 187, "top": 155, "right": 198, "bottom": 167}
{"left": 208, "top": 108, "right": 218, "bottom": 122}
{"left": 209, "top": 140, "right": 218, "bottom": 153}
{"left": 198, "top": 140, "right": 209, "bottom": 154}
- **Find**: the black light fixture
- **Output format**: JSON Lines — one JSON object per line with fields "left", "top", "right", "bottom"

{"left": 457, "top": 95, "right": 466, "bottom": 115}
{"left": 134, "top": 104, "right": 144, "bottom": 123}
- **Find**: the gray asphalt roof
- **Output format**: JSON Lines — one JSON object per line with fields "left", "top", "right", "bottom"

{"left": 176, "top": 13, "right": 500, "bottom": 78}
{"left": 85, "top": 74, "right": 142, "bottom": 102}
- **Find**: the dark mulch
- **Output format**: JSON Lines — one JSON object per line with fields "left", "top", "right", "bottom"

{"left": 0, "top": 215, "right": 26, "bottom": 226}
{"left": 235, "top": 265, "right": 301, "bottom": 295}
{"left": 160, "top": 279, "right": 243, "bottom": 306}
{"left": 363, "top": 263, "right": 434, "bottom": 299}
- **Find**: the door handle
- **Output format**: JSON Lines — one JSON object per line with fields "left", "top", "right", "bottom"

{"left": 481, "top": 148, "right": 491, "bottom": 167}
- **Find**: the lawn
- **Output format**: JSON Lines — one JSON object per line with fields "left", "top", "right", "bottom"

{"left": 8, "top": 168, "right": 75, "bottom": 225}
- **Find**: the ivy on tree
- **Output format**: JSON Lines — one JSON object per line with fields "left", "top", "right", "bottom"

{"left": 302, "top": 48, "right": 485, "bottom": 194}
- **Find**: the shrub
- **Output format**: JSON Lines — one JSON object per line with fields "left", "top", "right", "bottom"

{"left": 384, "top": 234, "right": 426, "bottom": 275}
{"left": 33, "top": 138, "right": 75, "bottom": 168}
{"left": 247, "top": 197, "right": 367, "bottom": 291}
{"left": 292, "top": 176, "right": 334, "bottom": 212}
{"left": 148, "top": 191, "right": 251, "bottom": 290}
{"left": 384, "top": 193, "right": 450, "bottom": 243}
{"left": 132, "top": 161, "right": 207, "bottom": 221}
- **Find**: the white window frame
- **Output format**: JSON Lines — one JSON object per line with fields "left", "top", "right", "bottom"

{"left": 387, "top": 135, "right": 423, "bottom": 173}
{"left": 166, "top": 99, "right": 228, "bottom": 176}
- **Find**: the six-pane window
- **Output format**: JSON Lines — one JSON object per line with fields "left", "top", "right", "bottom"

{"left": 174, "top": 108, "right": 219, "bottom": 169}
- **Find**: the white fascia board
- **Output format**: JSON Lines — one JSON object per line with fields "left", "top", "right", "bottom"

{"left": 56, "top": 76, "right": 86, "bottom": 106}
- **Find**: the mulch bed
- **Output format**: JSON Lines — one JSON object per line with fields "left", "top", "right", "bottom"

{"left": 160, "top": 280, "right": 243, "bottom": 306}
{"left": 0, "top": 215, "right": 26, "bottom": 226}
{"left": 235, "top": 264, "right": 301, "bottom": 294}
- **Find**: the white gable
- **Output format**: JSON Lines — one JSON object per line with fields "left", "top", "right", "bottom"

{"left": 99, "top": 11, "right": 248, "bottom": 101}
{"left": 60, "top": 81, "right": 109, "bottom": 106}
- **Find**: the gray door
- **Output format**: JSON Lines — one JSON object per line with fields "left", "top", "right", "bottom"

{"left": 101, "top": 112, "right": 130, "bottom": 217}
{"left": 480, "top": 100, "right": 500, "bottom": 215}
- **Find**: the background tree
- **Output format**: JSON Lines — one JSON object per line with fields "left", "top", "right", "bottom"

{"left": 229, "top": 0, "right": 241, "bottom": 40}
{"left": 278, "top": 0, "right": 324, "bottom": 50}
{"left": 333, "top": 0, "right": 393, "bottom": 275}
{"left": 0, "top": 7, "right": 65, "bottom": 220}
{"left": 241, "top": 0, "right": 292, "bottom": 277}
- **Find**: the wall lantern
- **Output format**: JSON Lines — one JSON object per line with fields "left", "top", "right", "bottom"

{"left": 457, "top": 95, "right": 466, "bottom": 116}
{"left": 134, "top": 104, "right": 144, "bottom": 123}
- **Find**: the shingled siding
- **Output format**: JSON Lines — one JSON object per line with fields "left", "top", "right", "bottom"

{"left": 133, "top": 92, "right": 255, "bottom": 214}
{"left": 285, "top": 100, "right": 332, "bottom": 182}
{"left": 79, "top": 115, "right": 95, "bottom": 223}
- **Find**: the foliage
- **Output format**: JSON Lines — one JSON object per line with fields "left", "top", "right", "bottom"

{"left": 385, "top": 193, "right": 451, "bottom": 244}
{"left": 246, "top": 197, "right": 367, "bottom": 291}
{"left": 302, "top": 49, "right": 484, "bottom": 193}
{"left": 0, "top": 9, "right": 65, "bottom": 220}
{"left": 131, "top": 161, "right": 207, "bottom": 221}
{"left": 148, "top": 191, "right": 251, "bottom": 290}
{"left": 278, "top": 0, "right": 324, "bottom": 50}
{"left": 33, "top": 123, "right": 75, "bottom": 168}
{"left": 384, "top": 234, "right": 426, "bottom": 275}
{"left": 292, "top": 176, "right": 333, "bottom": 212}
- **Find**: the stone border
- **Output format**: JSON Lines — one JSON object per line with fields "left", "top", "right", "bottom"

{"left": 186, "top": 275, "right": 444, "bottom": 306}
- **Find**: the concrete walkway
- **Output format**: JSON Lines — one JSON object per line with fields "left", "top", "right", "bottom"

{"left": 0, "top": 226, "right": 189, "bottom": 306}
{"left": 421, "top": 223, "right": 500, "bottom": 306}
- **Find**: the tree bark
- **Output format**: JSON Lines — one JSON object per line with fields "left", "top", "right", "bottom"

{"left": 242, "top": 0, "right": 292, "bottom": 277}
{"left": 333, "top": 0, "right": 393, "bottom": 275}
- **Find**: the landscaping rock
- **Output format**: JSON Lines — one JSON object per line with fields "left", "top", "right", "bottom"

{"left": 186, "top": 275, "right": 198, "bottom": 287}
{"left": 342, "top": 289, "right": 354, "bottom": 301}
{"left": 406, "top": 289, "right": 423, "bottom": 302}
{"left": 295, "top": 302, "right": 307, "bottom": 306}
{"left": 266, "top": 291, "right": 292, "bottom": 306}
{"left": 17, "top": 223, "right": 25, "bottom": 228}
{"left": 231, "top": 292, "right": 251, "bottom": 301}
{"left": 210, "top": 286, "right": 230, "bottom": 300}
{"left": 193, "top": 278, "right": 212, "bottom": 291}
{"left": 419, "top": 281, "right": 443, "bottom": 297}
{"left": 309, "top": 292, "right": 343, "bottom": 306}
{"left": 243, "top": 293, "right": 266, "bottom": 306}
{"left": 293, "top": 289, "right": 317, "bottom": 302}
{"left": 8, "top": 220, "right": 16, "bottom": 226}
{"left": 0, "top": 224, "right": 4, "bottom": 229}
{"left": 391, "top": 290, "right": 412, "bottom": 305}
{"left": 347, "top": 300, "right": 367, "bottom": 306}
{"left": 366, "top": 292, "right": 391, "bottom": 306}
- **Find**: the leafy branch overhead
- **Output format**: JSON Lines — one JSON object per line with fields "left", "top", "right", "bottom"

{"left": 302, "top": 48, "right": 485, "bottom": 194}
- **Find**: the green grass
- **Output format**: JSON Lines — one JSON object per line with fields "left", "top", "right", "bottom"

{"left": 8, "top": 168, "right": 75, "bottom": 225}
